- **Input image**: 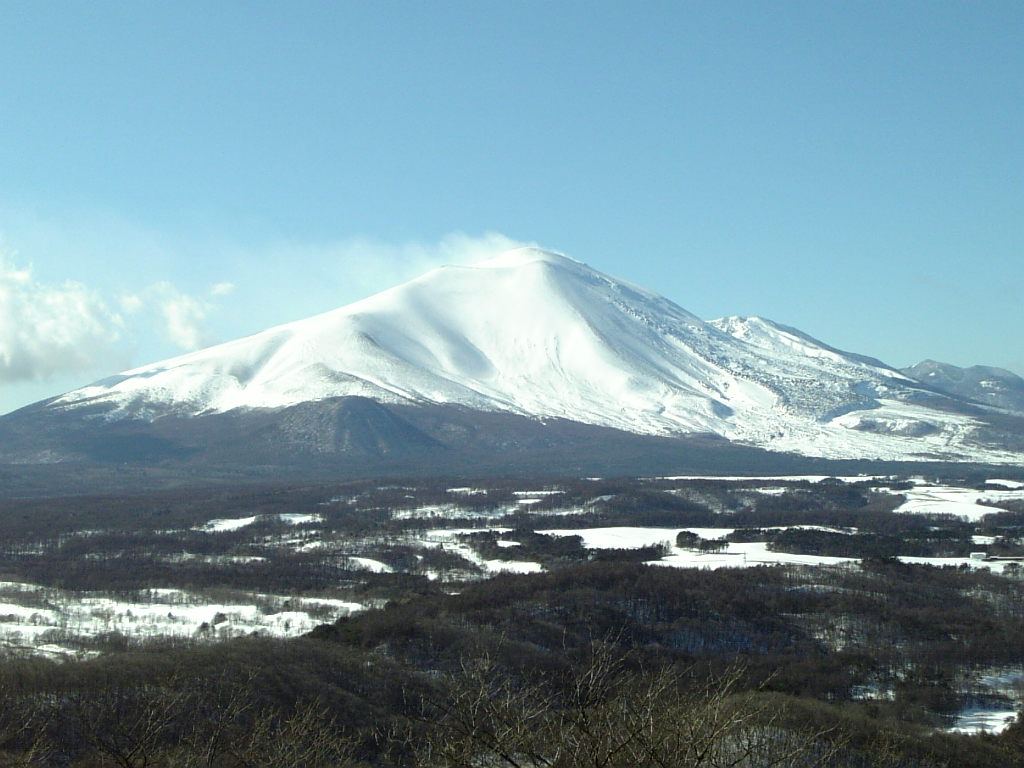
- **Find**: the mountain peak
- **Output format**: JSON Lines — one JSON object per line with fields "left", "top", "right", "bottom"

{"left": 13, "top": 249, "right": 1022, "bottom": 466}
{"left": 472, "top": 246, "right": 580, "bottom": 270}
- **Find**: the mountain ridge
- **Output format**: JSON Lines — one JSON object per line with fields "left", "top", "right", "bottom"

{"left": 901, "top": 359, "right": 1024, "bottom": 414}
{"left": 4, "top": 247, "right": 1023, "bottom": 472}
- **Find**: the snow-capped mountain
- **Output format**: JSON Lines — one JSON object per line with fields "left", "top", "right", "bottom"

{"left": 901, "top": 360, "right": 1024, "bottom": 414}
{"left": 4, "top": 247, "right": 1023, "bottom": 471}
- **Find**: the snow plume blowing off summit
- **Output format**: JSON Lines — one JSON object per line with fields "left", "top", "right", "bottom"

{"left": 17, "top": 246, "right": 1024, "bottom": 465}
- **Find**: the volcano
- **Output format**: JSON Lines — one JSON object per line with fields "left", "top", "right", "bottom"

{"left": 2, "top": 248, "right": 1021, "bottom": 487}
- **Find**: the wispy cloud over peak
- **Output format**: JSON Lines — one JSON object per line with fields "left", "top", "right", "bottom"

{"left": 153, "top": 282, "right": 211, "bottom": 351}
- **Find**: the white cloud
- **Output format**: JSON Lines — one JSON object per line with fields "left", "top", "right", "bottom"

{"left": 0, "top": 255, "right": 124, "bottom": 383}
{"left": 157, "top": 286, "right": 210, "bottom": 351}
{"left": 0, "top": 245, "right": 232, "bottom": 392}
{"left": 256, "top": 231, "right": 532, "bottom": 306}
{"left": 117, "top": 282, "right": 237, "bottom": 353}
{"left": 120, "top": 294, "right": 144, "bottom": 314}
{"left": 196, "top": 231, "right": 538, "bottom": 346}
{"left": 0, "top": 230, "right": 529, "bottom": 406}
{"left": 332, "top": 231, "right": 531, "bottom": 291}
{"left": 127, "top": 282, "right": 216, "bottom": 352}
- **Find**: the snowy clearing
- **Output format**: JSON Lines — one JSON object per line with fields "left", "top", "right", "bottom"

{"left": 0, "top": 583, "right": 365, "bottom": 660}
{"left": 893, "top": 480, "right": 1024, "bottom": 521}
{"left": 538, "top": 527, "right": 680, "bottom": 550}
{"left": 947, "top": 708, "right": 1018, "bottom": 734}
{"left": 343, "top": 556, "right": 394, "bottom": 574}
{"left": 986, "top": 479, "right": 1024, "bottom": 489}
{"left": 195, "top": 512, "right": 324, "bottom": 532}
{"left": 415, "top": 529, "right": 543, "bottom": 576}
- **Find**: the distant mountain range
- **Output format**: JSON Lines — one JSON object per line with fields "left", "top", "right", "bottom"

{"left": 2, "top": 248, "right": 1022, "bottom": 489}
{"left": 901, "top": 360, "right": 1024, "bottom": 414}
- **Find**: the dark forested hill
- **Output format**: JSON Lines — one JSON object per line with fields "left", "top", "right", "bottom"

{"left": 2, "top": 560, "right": 1024, "bottom": 767}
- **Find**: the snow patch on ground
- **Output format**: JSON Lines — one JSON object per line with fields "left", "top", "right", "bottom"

{"left": 343, "top": 556, "right": 394, "bottom": 574}
{"left": 533, "top": 523, "right": 1018, "bottom": 573}
{"left": 198, "top": 515, "right": 259, "bottom": 532}
{"left": 539, "top": 527, "right": 678, "bottom": 550}
{"left": 986, "top": 479, "right": 1024, "bottom": 489}
{"left": 947, "top": 708, "right": 1018, "bottom": 734}
{"left": 0, "top": 583, "right": 364, "bottom": 659}
{"left": 659, "top": 475, "right": 889, "bottom": 483}
{"left": 196, "top": 513, "right": 324, "bottom": 532}
{"left": 897, "top": 556, "right": 1014, "bottom": 574}
{"left": 892, "top": 480, "right": 1024, "bottom": 521}
{"left": 655, "top": 540, "right": 858, "bottom": 570}
{"left": 416, "top": 529, "right": 543, "bottom": 576}
{"left": 278, "top": 513, "right": 322, "bottom": 525}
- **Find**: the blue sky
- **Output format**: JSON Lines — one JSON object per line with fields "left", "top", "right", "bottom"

{"left": 0, "top": 1, "right": 1021, "bottom": 415}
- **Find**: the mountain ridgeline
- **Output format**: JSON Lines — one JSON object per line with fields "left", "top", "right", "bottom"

{"left": 901, "top": 360, "right": 1024, "bottom": 414}
{"left": 1, "top": 248, "right": 1022, "bottom": 489}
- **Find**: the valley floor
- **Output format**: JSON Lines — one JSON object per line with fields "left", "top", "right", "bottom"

{"left": 1, "top": 472, "right": 1024, "bottom": 765}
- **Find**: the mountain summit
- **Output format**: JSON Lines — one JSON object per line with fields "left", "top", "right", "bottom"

{"left": 4, "top": 248, "right": 1023, "bottom": 474}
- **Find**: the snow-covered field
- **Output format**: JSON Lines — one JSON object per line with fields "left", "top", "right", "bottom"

{"left": 196, "top": 512, "right": 323, "bottom": 532}
{"left": 538, "top": 526, "right": 681, "bottom": 550}
{"left": 417, "top": 529, "right": 544, "bottom": 576}
{"left": 675, "top": 474, "right": 1024, "bottom": 523}
{"left": 534, "top": 525, "right": 1017, "bottom": 574}
{"left": 0, "top": 581, "right": 364, "bottom": 660}
{"left": 396, "top": 476, "right": 1024, "bottom": 578}
{"left": 893, "top": 479, "right": 1024, "bottom": 521}
{"left": 3, "top": 475, "right": 1022, "bottom": 660}
{"left": 658, "top": 474, "right": 891, "bottom": 483}
{"left": 947, "top": 708, "right": 1018, "bottom": 734}
{"left": 939, "top": 667, "right": 1024, "bottom": 734}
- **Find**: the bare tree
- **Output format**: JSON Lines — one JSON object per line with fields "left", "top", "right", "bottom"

{"left": 0, "top": 678, "right": 53, "bottom": 767}
{"left": 218, "top": 700, "right": 357, "bottom": 768}
{"left": 65, "top": 681, "right": 193, "bottom": 768}
{"left": 60, "top": 672, "right": 359, "bottom": 768}
{"left": 421, "top": 643, "right": 838, "bottom": 768}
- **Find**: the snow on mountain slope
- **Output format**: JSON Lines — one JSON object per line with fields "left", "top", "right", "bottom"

{"left": 902, "top": 360, "right": 1024, "bottom": 414}
{"left": 709, "top": 316, "right": 899, "bottom": 374}
{"left": 44, "top": 248, "right": 1020, "bottom": 463}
